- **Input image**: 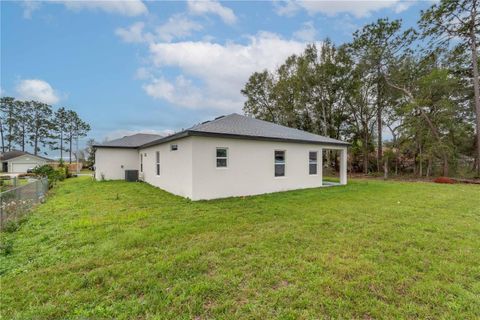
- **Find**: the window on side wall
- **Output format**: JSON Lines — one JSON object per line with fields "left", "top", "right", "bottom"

{"left": 216, "top": 148, "right": 228, "bottom": 168}
{"left": 156, "top": 151, "right": 160, "bottom": 175}
{"left": 274, "top": 150, "right": 285, "bottom": 177}
{"left": 140, "top": 153, "right": 143, "bottom": 172}
{"left": 171, "top": 144, "right": 178, "bottom": 151}
{"left": 309, "top": 151, "right": 317, "bottom": 175}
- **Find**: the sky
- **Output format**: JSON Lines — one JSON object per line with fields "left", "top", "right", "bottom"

{"left": 1, "top": 0, "right": 433, "bottom": 151}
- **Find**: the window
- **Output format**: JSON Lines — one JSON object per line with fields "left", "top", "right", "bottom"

{"left": 274, "top": 150, "right": 285, "bottom": 177}
{"left": 170, "top": 144, "right": 178, "bottom": 151}
{"left": 140, "top": 153, "right": 143, "bottom": 172}
{"left": 216, "top": 148, "right": 228, "bottom": 168}
{"left": 155, "top": 151, "right": 160, "bottom": 175}
{"left": 309, "top": 151, "right": 317, "bottom": 175}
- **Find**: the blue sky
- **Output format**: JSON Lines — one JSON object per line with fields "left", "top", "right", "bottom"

{"left": 1, "top": 0, "right": 432, "bottom": 149}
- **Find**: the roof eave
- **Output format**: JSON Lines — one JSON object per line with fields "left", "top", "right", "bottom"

{"left": 138, "top": 130, "right": 350, "bottom": 148}
{"left": 4, "top": 154, "right": 53, "bottom": 162}
{"left": 188, "top": 131, "right": 351, "bottom": 147}
{"left": 93, "top": 145, "right": 139, "bottom": 149}
{"left": 139, "top": 131, "right": 190, "bottom": 148}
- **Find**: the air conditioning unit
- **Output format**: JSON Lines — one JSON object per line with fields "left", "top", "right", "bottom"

{"left": 125, "top": 170, "right": 139, "bottom": 182}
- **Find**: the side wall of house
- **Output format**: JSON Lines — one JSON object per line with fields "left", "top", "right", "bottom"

{"left": 138, "top": 137, "right": 193, "bottom": 199}
{"left": 191, "top": 136, "right": 346, "bottom": 200}
{"left": 94, "top": 148, "right": 139, "bottom": 180}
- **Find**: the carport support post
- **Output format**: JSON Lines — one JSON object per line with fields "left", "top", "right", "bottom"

{"left": 340, "top": 148, "right": 348, "bottom": 185}
{"left": 319, "top": 147, "right": 323, "bottom": 186}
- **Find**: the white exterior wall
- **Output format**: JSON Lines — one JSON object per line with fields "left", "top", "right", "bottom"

{"left": 138, "top": 137, "right": 193, "bottom": 199}
{"left": 95, "top": 148, "right": 139, "bottom": 180}
{"left": 94, "top": 136, "right": 347, "bottom": 201}
{"left": 190, "top": 136, "right": 347, "bottom": 200}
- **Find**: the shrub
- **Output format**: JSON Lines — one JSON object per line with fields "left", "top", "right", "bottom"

{"left": 56, "top": 167, "right": 68, "bottom": 181}
{"left": 433, "top": 177, "right": 455, "bottom": 184}
{"left": 31, "top": 164, "right": 54, "bottom": 176}
{"left": 0, "top": 239, "right": 13, "bottom": 256}
{"left": 31, "top": 164, "right": 66, "bottom": 188}
{"left": 3, "top": 220, "right": 19, "bottom": 233}
{"left": 57, "top": 160, "right": 71, "bottom": 178}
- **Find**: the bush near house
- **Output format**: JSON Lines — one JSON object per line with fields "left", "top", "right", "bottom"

{"left": 0, "top": 177, "right": 479, "bottom": 319}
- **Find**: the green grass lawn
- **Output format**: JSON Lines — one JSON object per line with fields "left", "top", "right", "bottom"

{"left": 1, "top": 177, "right": 479, "bottom": 319}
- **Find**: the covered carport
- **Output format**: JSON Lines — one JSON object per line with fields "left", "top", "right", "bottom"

{"left": 320, "top": 146, "right": 348, "bottom": 186}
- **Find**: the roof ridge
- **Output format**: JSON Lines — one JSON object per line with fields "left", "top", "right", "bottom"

{"left": 116, "top": 113, "right": 349, "bottom": 149}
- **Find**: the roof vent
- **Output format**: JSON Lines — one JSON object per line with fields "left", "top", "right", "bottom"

{"left": 215, "top": 115, "right": 225, "bottom": 120}
{"left": 201, "top": 120, "right": 211, "bottom": 124}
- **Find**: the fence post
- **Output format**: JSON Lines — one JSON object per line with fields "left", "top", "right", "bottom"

{"left": 0, "top": 194, "right": 3, "bottom": 230}
{"left": 36, "top": 179, "right": 39, "bottom": 202}
{"left": 15, "top": 186, "right": 20, "bottom": 222}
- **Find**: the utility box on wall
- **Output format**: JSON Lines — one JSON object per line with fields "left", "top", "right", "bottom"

{"left": 125, "top": 170, "right": 139, "bottom": 182}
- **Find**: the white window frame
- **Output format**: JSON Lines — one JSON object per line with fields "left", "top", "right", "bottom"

{"left": 216, "top": 147, "right": 228, "bottom": 168}
{"left": 274, "top": 150, "right": 286, "bottom": 177}
{"left": 155, "top": 151, "right": 160, "bottom": 176}
{"left": 309, "top": 151, "right": 318, "bottom": 176}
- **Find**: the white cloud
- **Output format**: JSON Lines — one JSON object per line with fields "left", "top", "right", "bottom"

{"left": 188, "top": 0, "right": 237, "bottom": 25}
{"left": 115, "top": 22, "right": 152, "bottom": 43}
{"left": 116, "top": 15, "right": 203, "bottom": 44}
{"left": 61, "top": 0, "right": 148, "bottom": 16}
{"left": 143, "top": 32, "right": 312, "bottom": 111}
{"left": 16, "top": 79, "right": 60, "bottom": 104}
{"left": 293, "top": 21, "right": 317, "bottom": 42}
{"left": 21, "top": 0, "right": 148, "bottom": 18}
{"left": 143, "top": 75, "right": 239, "bottom": 110}
{"left": 275, "top": 0, "right": 416, "bottom": 18}
{"left": 394, "top": 1, "right": 414, "bottom": 13}
{"left": 134, "top": 67, "right": 152, "bottom": 80}
{"left": 274, "top": 0, "right": 300, "bottom": 16}
{"left": 155, "top": 14, "right": 203, "bottom": 42}
{"left": 21, "top": 1, "right": 41, "bottom": 19}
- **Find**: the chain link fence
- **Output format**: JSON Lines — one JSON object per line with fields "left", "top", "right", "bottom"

{"left": 0, "top": 177, "right": 48, "bottom": 231}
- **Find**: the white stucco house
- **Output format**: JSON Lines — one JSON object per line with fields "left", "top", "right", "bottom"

{"left": 94, "top": 114, "right": 349, "bottom": 200}
{"left": 0, "top": 150, "right": 52, "bottom": 173}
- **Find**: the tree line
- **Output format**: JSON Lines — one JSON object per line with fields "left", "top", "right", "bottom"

{"left": 0, "top": 97, "right": 90, "bottom": 163}
{"left": 242, "top": 0, "right": 479, "bottom": 177}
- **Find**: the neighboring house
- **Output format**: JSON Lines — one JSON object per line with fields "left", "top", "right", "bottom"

{"left": 94, "top": 114, "right": 349, "bottom": 200}
{"left": 0, "top": 150, "right": 52, "bottom": 173}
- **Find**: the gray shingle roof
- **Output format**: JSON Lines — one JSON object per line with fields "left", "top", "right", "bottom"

{"left": 142, "top": 113, "right": 349, "bottom": 148}
{"left": 0, "top": 150, "right": 52, "bottom": 161}
{"left": 95, "top": 133, "right": 163, "bottom": 148}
